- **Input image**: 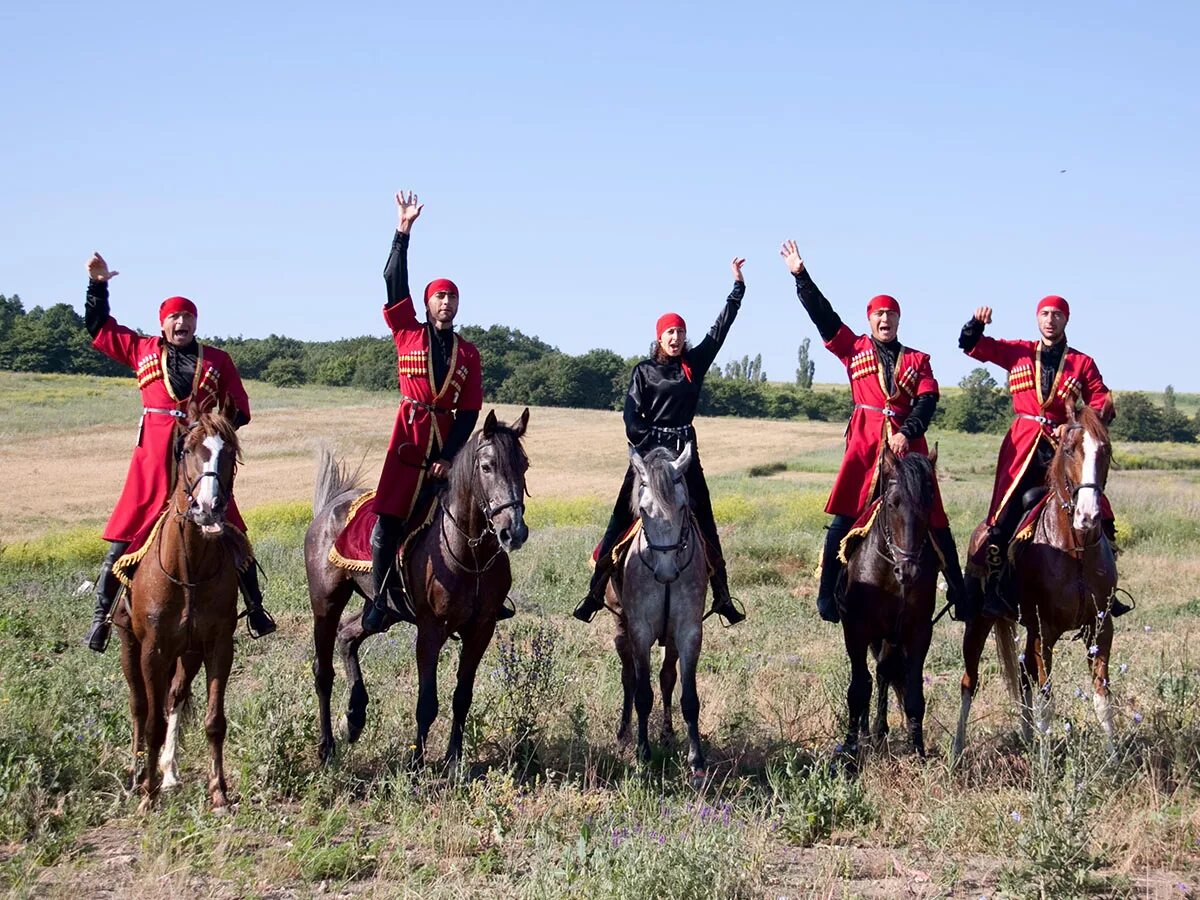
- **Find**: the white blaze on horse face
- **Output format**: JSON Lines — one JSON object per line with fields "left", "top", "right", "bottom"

{"left": 194, "top": 434, "right": 226, "bottom": 517}
{"left": 1074, "top": 430, "right": 1102, "bottom": 531}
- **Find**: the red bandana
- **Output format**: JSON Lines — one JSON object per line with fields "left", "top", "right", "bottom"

{"left": 866, "top": 294, "right": 900, "bottom": 316}
{"left": 424, "top": 278, "right": 459, "bottom": 303}
{"left": 655, "top": 312, "right": 691, "bottom": 381}
{"left": 1037, "top": 295, "right": 1070, "bottom": 321}
{"left": 158, "top": 296, "right": 197, "bottom": 324}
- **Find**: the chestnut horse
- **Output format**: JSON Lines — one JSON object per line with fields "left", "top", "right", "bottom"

{"left": 839, "top": 449, "right": 941, "bottom": 761}
{"left": 609, "top": 443, "right": 708, "bottom": 777}
{"left": 114, "top": 401, "right": 242, "bottom": 812}
{"left": 306, "top": 409, "right": 529, "bottom": 767}
{"left": 955, "top": 404, "right": 1118, "bottom": 756}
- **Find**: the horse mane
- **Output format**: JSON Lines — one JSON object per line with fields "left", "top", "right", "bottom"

{"left": 445, "top": 417, "right": 528, "bottom": 509}
{"left": 183, "top": 407, "right": 242, "bottom": 464}
{"left": 1049, "top": 404, "right": 1110, "bottom": 487}
{"left": 889, "top": 452, "right": 935, "bottom": 512}
{"left": 628, "top": 447, "right": 681, "bottom": 516}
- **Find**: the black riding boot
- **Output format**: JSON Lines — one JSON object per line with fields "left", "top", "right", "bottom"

{"left": 86, "top": 540, "right": 128, "bottom": 653}
{"left": 931, "top": 527, "right": 967, "bottom": 619}
{"left": 238, "top": 563, "right": 277, "bottom": 638}
{"left": 981, "top": 537, "right": 1017, "bottom": 621}
{"left": 574, "top": 550, "right": 616, "bottom": 623}
{"left": 363, "top": 514, "right": 413, "bottom": 633}
{"left": 707, "top": 562, "right": 746, "bottom": 625}
{"left": 817, "top": 518, "right": 853, "bottom": 624}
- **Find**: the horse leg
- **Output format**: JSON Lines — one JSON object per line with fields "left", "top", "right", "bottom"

{"left": 628, "top": 625, "right": 656, "bottom": 765}
{"left": 119, "top": 630, "right": 146, "bottom": 792}
{"left": 203, "top": 634, "right": 234, "bottom": 811}
{"left": 675, "top": 628, "right": 704, "bottom": 776}
{"left": 160, "top": 653, "right": 202, "bottom": 791}
{"left": 871, "top": 641, "right": 890, "bottom": 746}
{"left": 336, "top": 615, "right": 372, "bottom": 744}
{"left": 412, "top": 624, "right": 446, "bottom": 767}
{"left": 1090, "top": 617, "right": 1116, "bottom": 750}
{"left": 138, "top": 641, "right": 172, "bottom": 813}
{"left": 614, "top": 617, "right": 635, "bottom": 744}
{"left": 903, "top": 625, "right": 933, "bottom": 759}
{"left": 1031, "top": 634, "right": 1055, "bottom": 736}
{"left": 660, "top": 641, "right": 679, "bottom": 745}
{"left": 1019, "top": 629, "right": 1039, "bottom": 742}
{"left": 445, "top": 621, "right": 495, "bottom": 768}
{"left": 842, "top": 624, "right": 872, "bottom": 760}
{"left": 313, "top": 578, "right": 353, "bottom": 764}
{"left": 954, "top": 615, "right": 992, "bottom": 760}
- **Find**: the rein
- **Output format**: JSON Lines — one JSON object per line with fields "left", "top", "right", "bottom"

{"left": 439, "top": 438, "right": 525, "bottom": 578}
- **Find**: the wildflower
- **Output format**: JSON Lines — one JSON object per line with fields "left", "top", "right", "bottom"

{"left": 1018, "top": 653, "right": 1026, "bottom": 664}
{"left": 1088, "top": 644, "right": 1100, "bottom": 657}
{"left": 1097, "top": 610, "right": 1106, "bottom": 620}
{"left": 1073, "top": 687, "right": 1085, "bottom": 699}
{"left": 1063, "top": 722, "right": 1072, "bottom": 733}
{"left": 1133, "top": 712, "right": 1144, "bottom": 724}
{"left": 1119, "top": 662, "right": 1129, "bottom": 674}
{"left": 1010, "top": 810, "right": 1022, "bottom": 823}
{"left": 1144, "top": 625, "right": 1152, "bottom": 633}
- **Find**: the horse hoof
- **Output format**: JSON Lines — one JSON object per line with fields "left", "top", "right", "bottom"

{"left": 160, "top": 773, "right": 181, "bottom": 792}
{"left": 211, "top": 800, "right": 231, "bottom": 816}
{"left": 689, "top": 768, "right": 708, "bottom": 789}
{"left": 137, "top": 795, "right": 155, "bottom": 815}
{"left": 342, "top": 714, "right": 365, "bottom": 744}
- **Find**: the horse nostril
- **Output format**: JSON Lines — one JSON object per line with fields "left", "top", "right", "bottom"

{"left": 498, "top": 527, "right": 511, "bottom": 545}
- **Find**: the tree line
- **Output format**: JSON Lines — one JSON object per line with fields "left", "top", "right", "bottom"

{"left": 1, "top": 293, "right": 1195, "bottom": 441}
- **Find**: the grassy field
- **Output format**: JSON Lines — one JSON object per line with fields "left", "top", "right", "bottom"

{"left": 1, "top": 373, "right": 1199, "bottom": 898}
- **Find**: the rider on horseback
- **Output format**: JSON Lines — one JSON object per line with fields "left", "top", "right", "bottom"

{"left": 82, "top": 252, "right": 276, "bottom": 652}
{"left": 780, "top": 240, "right": 966, "bottom": 624}
{"left": 361, "top": 191, "right": 507, "bottom": 633}
{"left": 959, "top": 298, "right": 1130, "bottom": 621}
{"left": 572, "top": 257, "right": 750, "bottom": 627}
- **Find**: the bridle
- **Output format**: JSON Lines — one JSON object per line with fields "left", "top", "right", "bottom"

{"left": 440, "top": 437, "right": 527, "bottom": 575}
{"left": 874, "top": 491, "right": 930, "bottom": 585}
{"left": 1053, "top": 423, "right": 1108, "bottom": 515}
{"left": 635, "top": 470, "right": 696, "bottom": 580}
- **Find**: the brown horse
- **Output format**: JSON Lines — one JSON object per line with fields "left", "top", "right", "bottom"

{"left": 609, "top": 443, "right": 708, "bottom": 776}
{"left": 306, "top": 409, "right": 530, "bottom": 767}
{"left": 955, "top": 404, "right": 1118, "bottom": 756}
{"left": 114, "top": 400, "right": 242, "bottom": 812}
{"left": 839, "top": 448, "right": 941, "bottom": 761}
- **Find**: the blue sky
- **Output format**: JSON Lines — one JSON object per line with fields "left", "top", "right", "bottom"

{"left": 2, "top": 1, "right": 1196, "bottom": 390}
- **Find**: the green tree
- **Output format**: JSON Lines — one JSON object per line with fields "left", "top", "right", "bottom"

{"left": 796, "top": 338, "right": 815, "bottom": 390}
{"left": 940, "top": 368, "right": 1009, "bottom": 433}
{"left": 1109, "top": 392, "right": 1166, "bottom": 442}
{"left": 263, "top": 357, "right": 305, "bottom": 387}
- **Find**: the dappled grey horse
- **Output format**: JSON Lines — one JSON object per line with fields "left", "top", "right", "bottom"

{"left": 609, "top": 443, "right": 708, "bottom": 776}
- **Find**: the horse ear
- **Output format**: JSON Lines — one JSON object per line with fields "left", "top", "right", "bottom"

{"left": 1066, "top": 402, "right": 1080, "bottom": 425}
{"left": 512, "top": 407, "right": 530, "bottom": 438}
{"left": 483, "top": 409, "right": 498, "bottom": 437}
{"left": 880, "top": 444, "right": 896, "bottom": 476}
{"left": 672, "top": 441, "right": 694, "bottom": 476}
{"left": 220, "top": 394, "right": 237, "bottom": 423}
{"left": 185, "top": 396, "right": 202, "bottom": 425}
{"left": 629, "top": 446, "right": 647, "bottom": 478}
{"left": 928, "top": 441, "right": 938, "bottom": 467}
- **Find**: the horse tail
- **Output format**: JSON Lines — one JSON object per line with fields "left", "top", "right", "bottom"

{"left": 993, "top": 619, "right": 1023, "bottom": 703}
{"left": 313, "top": 446, "right": 364, "bottom": 515}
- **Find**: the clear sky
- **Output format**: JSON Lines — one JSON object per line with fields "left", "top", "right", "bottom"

{"left": 2, "top": 1, "right": 1196, "bottom": 390}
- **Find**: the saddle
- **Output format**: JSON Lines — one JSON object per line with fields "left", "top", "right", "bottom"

{"left": 111, "top": 508, "right": 253, "bottom": 589}
{"left": 328, "top": 488, "right": 440, "bottom": 574}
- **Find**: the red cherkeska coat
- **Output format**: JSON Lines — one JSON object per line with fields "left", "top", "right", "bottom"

{"left": 967, "top": 336, "right": 1112, "bottom": 525}
{"left": 92, "top": 316, "right": 251, "bottom": 543}
{"left": 825, "top": 325, "right": 949, "bottom": 528}
{"left": 375, "top": 295, "right": 483, "bottom": 519}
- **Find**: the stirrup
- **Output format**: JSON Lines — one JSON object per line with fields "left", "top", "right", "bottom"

{"left": 86, "top": 618, "right": 112, "bottom": 653}
{"left": 703, "top": 596, "right": 746, "bottom": 627}
{"left": 572, "top": 594, "right": 605, "bottom": 624}
{"left": 240, "top": 606, "right": 277, "bottom": 639}
{"left": 497, "top": 596, "right": 517, "bottom": 621}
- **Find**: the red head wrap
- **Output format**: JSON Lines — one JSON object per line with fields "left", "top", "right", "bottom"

{"left": 424, "top": 278, "right": 460, "bottom": 303}
{"left": 866, "top": 294, "right": 901, "bottom": 316}
{"left": 654, "top": 312, "right": 692, "bottom": 381}
{"left": 159, "top": 296, "right": 198, "bottom": 325}
{"left": 1037, "top": 295, "right": 1070, "bottom": 321}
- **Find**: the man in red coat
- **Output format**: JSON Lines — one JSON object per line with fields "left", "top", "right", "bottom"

{"left": 82, "top": 253, "right": 276, "bottom": 651}
{"left": 960, "top": 298, "right": 1129, "bottom": 619}
{"left": 361, "top": 191, "right": 497, "bottom": 633}
{"left": 781, "top": 241, "right": 966, "bottom": 623}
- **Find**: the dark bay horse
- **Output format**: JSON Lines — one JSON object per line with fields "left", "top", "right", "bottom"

{"left": 306, "top": 409, "right": 530, "bottom": 767}
{"left": 609, "top": 443, "right": 708, "bottom": 777}
{"left": 115, "top": 400, "right": 243, "bottom": 812}
{"left": 839, "top": 448, "right": 941, "bottom": 760}
{"left": 955, "top": 404, "right": 1118, "bottom": 755}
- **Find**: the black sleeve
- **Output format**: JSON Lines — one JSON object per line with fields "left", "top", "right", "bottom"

{"left": 900, "top": 391, "right": 938, "bottom": 440}
{"left": 793, "top": 270, "right": 843, "bottom": 343}
{"left": 623, "top": 365, "right": 651, "bottom": 448}
{"left": 439, "top": 409, "right": 479, "bottom": 463}
{"left": 688, "top": 281, "right": 744, "bottom": 373}
{"left": 85, "top": 279, "right": 110, "bottom": 337}
{"left": 231, "top": 408, "right": 251, "bottom": 430}
{"left": 959, "top": 317, "right": 985, "bottom": 352}
{"left": 383, "top": 231, "right": 411, "bottom": 308}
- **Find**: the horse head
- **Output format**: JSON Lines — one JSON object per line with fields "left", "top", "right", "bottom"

{"left": 630, "top": 442, "right": 694, "bottom": 585}
{"left": 1054, "top": 403, "right": 1111, "bottom": 534}
{"left": 878, "top": 447, "right": 936, "bottom": 588}
{"left": 469, "top": 408, "right": 530, "bottom": 551}
{"left": 178, "top": 396, "right": 241, "bottom": 536}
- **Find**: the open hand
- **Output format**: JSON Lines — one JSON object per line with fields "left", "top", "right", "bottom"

{"left": 779, "top": 240, "right": 805, "bottom": 275}
{"left": 973, "top": 306, "right": 993, "bottom": 325}
{"left": 86, "top": 252, "right": 119, "bottom": 282}
{"left": 428, "top": 460, "right": 450, "bottom": 479}
{"left": 396, "top": 190, "right": 424, "bottom": 234}
{"left": 731, "top": 257, "right": 746, "bottom": 283}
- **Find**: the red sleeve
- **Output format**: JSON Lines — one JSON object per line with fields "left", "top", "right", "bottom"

{"left": 460, "top": 347, "right": 483, "bottom": 412}
{"left": 915, "top": 353, "right": 939, "bottom": 396}
{"left": 966, "top": 335, "right": 1031, "bottom": 371}
{"left": 1078, "top": 355, "right": 1111, "bottom": 416}
{"left": 91, "top": 316, "right": 145, "bottom": 369}
{"left": 220, "top": 355, "right": 252, "bottom": 425}
{"left": 823, "top": 323, "right": 860, "bottom": 363}
{"left": 382, "top": 296, "right": 420, "bottom": 335}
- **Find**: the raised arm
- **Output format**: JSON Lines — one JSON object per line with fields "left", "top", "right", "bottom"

{"left": 383, "top": 190, "right": 423, "bottom": 308}
{"left": 83, "top": 252, "right": 144, "bottom": 367}
{"left": 780, "top": 241, "right": 843, "bottom": 342}
{"left": 688, "top": 258, "right": 746, "bottom": 373}
{"left": 959, "top": 306, "right": 1028, "bottom": 370}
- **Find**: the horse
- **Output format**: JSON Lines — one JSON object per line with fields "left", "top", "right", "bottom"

{"left": 955, "top": 404, "right": 1118, "bottom": 756}
{"left": 838, "top": 448, "right": 941, "bottom": 762}
{"left": 306, "top": 409, "right": 530, "bottom": 767}
{"left": 609, "top": 442, "right": 708, "bottom": 777}
{"left": 114, "top": 399, "right": 243, "bottom": 813}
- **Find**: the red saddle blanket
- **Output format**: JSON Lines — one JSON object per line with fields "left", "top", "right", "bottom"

{"left": 111, "top": 508, "right": 252, "bottom": 589}
{"left": 328, "top": 489, "right": 438, "bottom": 573}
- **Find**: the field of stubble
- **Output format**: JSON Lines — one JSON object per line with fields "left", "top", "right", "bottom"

{"left": 1, "top": 372, "right": 1198, "bottom": 898}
